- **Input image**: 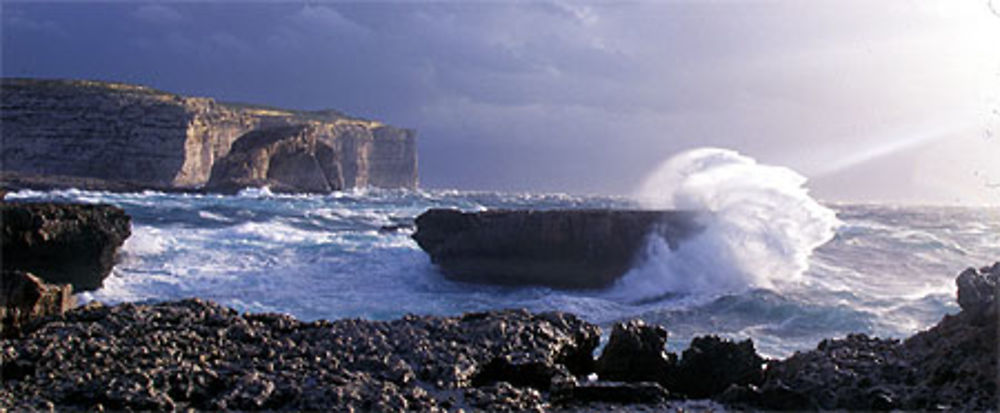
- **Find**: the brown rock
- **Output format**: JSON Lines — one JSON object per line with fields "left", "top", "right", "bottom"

{"left": 1, "top": 270, "right": 75, "bottom": 338}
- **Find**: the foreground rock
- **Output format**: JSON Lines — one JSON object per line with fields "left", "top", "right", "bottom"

{"left": 0, "top": 270, "right": 75, "bottom": 338}
{"left": 2, "top": 264, "right": 994, "bottom": 410}
{"left": 0, "top": 303, "right": 603, "bottom": 411}
{"left": 412, "top": 208, "right": 704, "bottom": 289}
{"left": 1, "top": 202, "right": 131, "bottom": 291}
{"left": 723, "top": 262, "right": 999, "bottom": 410}
{"left": 1, "top": 78, "right": 417, "bottom": 193}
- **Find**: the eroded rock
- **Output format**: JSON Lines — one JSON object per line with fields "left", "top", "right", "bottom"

{"left": 0, "top": 301, "right": 600, "bottom": 411}
{"left": 594, "top": 320, "right": 675, "bottom": 383}
{"left": 0, "top": 270, "right": 75, "bottom": 338}
{"left": 1, "top": 202, "right": 131, "bottom": 291}
{"left": 412, "top": 208, "right": 704, "bottom": 289}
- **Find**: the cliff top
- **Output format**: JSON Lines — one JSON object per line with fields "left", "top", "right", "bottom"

{"left": 1, "top": 77, "right": 381, "bottom": 127}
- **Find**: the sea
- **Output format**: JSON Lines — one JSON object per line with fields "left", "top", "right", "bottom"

{"left": 6, "top": 148, "right": 999, "bottom": 358}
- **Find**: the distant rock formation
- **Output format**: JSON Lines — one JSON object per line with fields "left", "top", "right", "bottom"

{"left": 0, "top": 78, "right": 417, "bottom": 193}
{"left": 1, "top": 202, "right": 131, "bottom": 292}
{"left": 412, "top": 208, "right": 705, "bottom": 289}
{"left": 0, "top": 270, "right": 75, "bottom": 338}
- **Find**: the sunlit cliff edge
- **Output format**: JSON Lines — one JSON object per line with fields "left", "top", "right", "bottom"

{"left": 0, "top": 78, "right": 418, "bottom": 193}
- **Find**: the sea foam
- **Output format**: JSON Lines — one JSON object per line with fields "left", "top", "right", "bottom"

{"left": 610, "top": 148, "right": 839, "bottom": 301}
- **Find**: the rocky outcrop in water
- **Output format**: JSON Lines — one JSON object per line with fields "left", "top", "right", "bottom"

{"left": 412, "top": 208, "right": 704, "bottom": 289}
{"left": 0, "top": 270, "right": 75, "bottom": 338}
{"left": 0, "top": 78, "right": 417, "bottom": 193}
{"left": 1, "top": 202, "right": 131, "bottom": 292}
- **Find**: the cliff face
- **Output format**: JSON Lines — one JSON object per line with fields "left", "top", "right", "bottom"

{"left": 0, "top": 78, "right": 418, "bottom": 192}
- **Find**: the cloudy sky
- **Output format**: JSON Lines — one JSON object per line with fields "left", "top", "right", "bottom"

{"left": 3, "top": 1, "right": 999, "bottom": 205}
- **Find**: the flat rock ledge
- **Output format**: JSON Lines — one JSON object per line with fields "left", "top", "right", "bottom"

{"left": 1, "top": 201, "right": 131, "bottom": 292}
{"left": 1, "top": 263, "right": 995, "bottom": 411}
{"left": 413, "top": 208, "right": 705, "bottom": 289}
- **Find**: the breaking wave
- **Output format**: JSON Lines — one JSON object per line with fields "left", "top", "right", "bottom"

{"left": 611, "top": 147, "right": 839, "bottom": 301}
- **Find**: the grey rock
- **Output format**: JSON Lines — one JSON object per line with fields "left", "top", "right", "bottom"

{"left": 412, "top": 208, "right": 705, "bottom": 289}
{"left": 0, "top": 301, "right": 600, "bottom": 411}
{"left": 728, "top": 262, "right": 999, "bottom": 411}
{"left": 595, "top": 320, "right": 675, "bottom": 383}
{"left": 670, "top": 335, "right": 764, "bottom": 399}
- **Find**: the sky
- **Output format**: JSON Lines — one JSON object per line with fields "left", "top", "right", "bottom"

{"left": 3, "top": 1, "right": 999, "bottom": 205}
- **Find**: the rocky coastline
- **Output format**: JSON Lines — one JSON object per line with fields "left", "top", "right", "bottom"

{"left": 1, "top": 200, "right": 996, "bottom": 410}
{"left": 2, "top": 261, "right": 996, "bottom": 410}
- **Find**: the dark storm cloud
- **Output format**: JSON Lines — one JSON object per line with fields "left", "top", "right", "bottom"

{"left": 2, "top": 1, "right": 997, "bottom": 203}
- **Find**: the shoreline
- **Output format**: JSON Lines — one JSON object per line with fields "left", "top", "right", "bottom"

{"left": 3, "top": 263, "right": 996, "bottom": 411}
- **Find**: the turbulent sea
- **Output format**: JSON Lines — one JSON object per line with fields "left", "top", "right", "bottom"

{"left": 7, "top": 151, "right": 999, "bottom": 358}
{"left": 8, "top": 187, "right": 996, "bottom": 358}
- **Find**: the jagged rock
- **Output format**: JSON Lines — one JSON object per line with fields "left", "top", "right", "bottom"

{"left": 1, "top": 202, "right": 131, "bottom": 291}
{"left": 412, "top": 208, "right": 704, "bottom": 289}
{"left": 728, "top": 263, "right": 999, "bottom": 410}
{"left": 559, "top": 381, "right": 671, "bottom": 404}
{"left": 595, "top": 320, "right": 675, "bottom": 383}
{"left": 1, "top": 78, "right": 418, "bottom": 193}
{"left": 0, "top": 302, "right": 600, "bottom": 411}
{"left": 901, "top": 262, "right": 999, "bottom": 410}
{"left": 669, "top": 335, "right": 764, "bottom": 399}
{"left": 955, "top": 263, "right": 998, "bottom": 316}
{"left": 0, "top": 270, "right": 75, "bottom": 338}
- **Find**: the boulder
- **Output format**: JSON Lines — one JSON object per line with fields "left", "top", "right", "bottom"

{"left": 1, "top": 202, "right": 131, "bottom": 291}
{"left": 412, "top": 208, "right": 704, "bottom": 289}
{"left": 595, "top": 319, "right": 675, "bottom": 383}
{"left": 670, "top": 335, "right": 764, "bottom": 399}
{"left": 955, "top": 263, "right": 998, "bottom": 316}
{"left": 1, "top": 270, "right": 75, "bottom": 338}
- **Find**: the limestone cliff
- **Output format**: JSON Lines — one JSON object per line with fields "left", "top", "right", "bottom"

{"left": 0, "top": 78, "right": 418, "bottom": 192}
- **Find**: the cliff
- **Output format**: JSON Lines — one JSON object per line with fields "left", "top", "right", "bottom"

{"left": 0, "top": 78, "right": 418, "bottom": 192}
{"left": 412, "top": 208, "right": 705, "bottom": 289}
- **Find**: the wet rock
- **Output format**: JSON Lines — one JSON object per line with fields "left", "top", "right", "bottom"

{"left": 595, "top": 320, "right": 675, "bottom": 383}
{"left": 412, "top": 208, "right": 704, "bottom": 289}
{"left": 955, "top": 263, "right": 998, "bottom": 317}
{"left": 561, "top": 381, "right": 670, "bottom": 404}
{"left": 0, "top": 301, "right": 600, "bottom": 411}
{"left": 1, "top": 270, "right": 75, "bottom": 338}
{"left": 1, "top": 202, "right": 131, "bottom": 291}
{"left": 669, "top": 335, "right": 764, "bottom": 399}
{"left": 729, "top": 263, "right": 1000, "bottom": 410}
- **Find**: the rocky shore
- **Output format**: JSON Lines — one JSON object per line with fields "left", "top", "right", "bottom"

{"left": 2, "top": 263, "right": 996, "bottom": 411}
{"left": 1, "top": 201, "right": 131, "bottom": 292}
